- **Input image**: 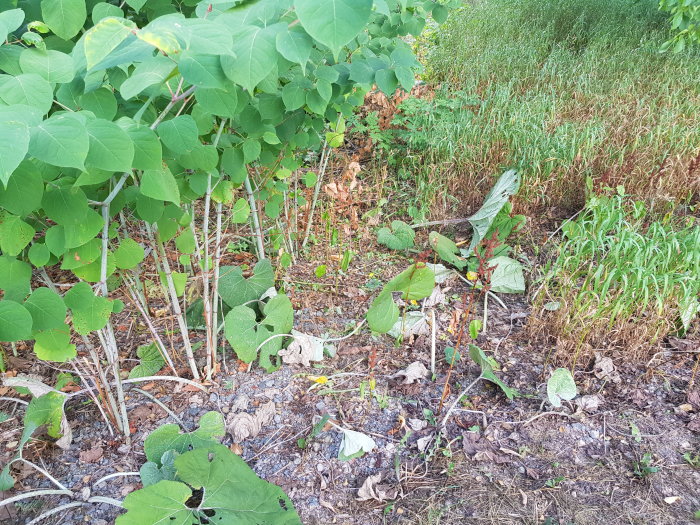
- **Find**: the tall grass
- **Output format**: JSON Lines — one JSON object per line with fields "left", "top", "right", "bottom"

{"left": 409, "top": 0, "right": 700, "bottom": 215}
{"left": 529, "top": 190, "right": 699, "bottom": 363}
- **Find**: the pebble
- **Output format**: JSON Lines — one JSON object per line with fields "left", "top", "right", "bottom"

{"left": 209, "top": 393, "right": 218, "bottom": 403}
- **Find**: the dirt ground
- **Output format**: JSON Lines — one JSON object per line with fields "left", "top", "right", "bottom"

{"left": 1, "top": 248, "right": 699, "bottom": 525}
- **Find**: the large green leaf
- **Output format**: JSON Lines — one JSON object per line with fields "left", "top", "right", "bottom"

{"left": 0, "top": 9, "right": 24, "bottom": 44}
{"left": 140, "top": 167, "right": 180, "bottom": 205}
{"left": 0, "top": 121, "right": 29, "bottom": 186}
{"left": 23, "top": 287, "right": 67, "bottom": 331}
{"left": 33, "top": 326, "right": 76, "bottom": 362}
{"left": 547, "top": 368, "right": 577, "bottom": 408}
{"left": 428, "top": 231, "right": 467, "bottom": 270}
{"left": 0, "top": 73, "right": 53, "bottom": 115}
{"left": 85, "top": 118, "right": 134, "bottom": 173}
{"left": 294, "top": 0, "right": 373, "bottom": 58}
{"left": 128, "top": 342, "right": 165, "bottom": 379}
{"left": 114, "top": 237, "right": 145, "bottom": 269}
{"left": 467, "top": 170, "right": 520, "bottom": 252}
{"left": 118, "top": 119, "right": 162, "bottom": 170}
{"left": 223, "top": 25, "right": 277, "bottom": 93}
{"left": 0, "top": 300, "right": 33, "bottom": 341}
{"left": 195, "top": 86, "right": 241, "bottom": 118}
{"left": 157, "top": 115, "right": 199, "bottom": 154}
{"left": 41, "top": 0, "right": 87, "bottom": 40}
{"left": 366, "top": 291, "right": 399, "bottom": 334}
{"left": 488, "top": 256, "right": 525, "bottom": 294}
{"left": 78, "top": 88, "right": 118, "bottom": 120}
{"left": 0, "top": 256, "right": 31, "bottom": 302}
{"left": 218, "top": 259, "right": 274, "bottom": 308}
{"left": 29, "top": 114, "right": 89, "bottom": 170}
{"left": 119, "top": 446, "right": 301, "bottom": 525}
{"left": 178, "top": 51, "right": 227, "bottom": 89}
{"left": 0, "top": 160, "right": 44, "bottom": 215}
{"left": 119, "top": 55, "right": 175, "bottom": 100}
{"left": 144, "top": 411, "right": 226, "bottom": 464}
{"left": 276, "top": 27, "right": 313, "bottom": 73}
{"left": 385, "top": 263, "right": 435, "bottom": 300}
{"left": 84, "top": 16, "right": 137, "bottom": 70}
{"left": 377, "top": 220, "right": 415, "bottom": 250}
{"left": 224, "top": 304, "right": 274, "bottom": 364}
{"left": 0, "top": 214, "right": 34, "bottom": 256}
{"left": 19, "top": 49, "right": 75, "bottom": 84}
{"left": 41, "top": 185, "right": 89, "bottom": 225}
{"left": 64, "top": 281, "right": 112, "bottom": 335}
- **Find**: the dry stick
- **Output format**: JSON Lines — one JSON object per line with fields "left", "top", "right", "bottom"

{"left": 301, "top": 140, "right": 330, "bottom": 248}
{"left": 25, "top": 502, "right": 85, "bottom": 525}
{"left": 440, "top": 374, "right": 483, "bottom": 430}
{"left": 67, "top": 374, "right": 207, "bottom": 399}
{"left": 0, "top": 489, "right": 73, "bottom": 509}
{"left": 123, "top": 280, "right": 177, "bottom": 375}
{"left": 70, "top": 360, "right": 116, "bottom": 437}
{"left": 131, "top": 387, "right": 189, "bottom": 430}
{"left": 150, "top": 224, "right": 200, "bottom": 380}
{"left": 18, "top": 458, "right": 71, "bottom": 492}
{"left": 430, "top": 309, "right": 437, "bottom": 375}
{"left": 202, "top": 119, "right": 227, "bottom": 381}
{"left": 211, "top": 201, "right": 224, "bottom": 367}
{"left": 93, "top": 471, "right": 140, "bottom": 486}
{"left": 244, "top": 175, "right": 266, "bottom": 259}
{"left": 39, "top": 268, "right": 120, "bottom": 431}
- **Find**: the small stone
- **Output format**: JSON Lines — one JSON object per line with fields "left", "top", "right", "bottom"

{"left": 294, "top": 457, "right": 301, "bottom": 465}
{"left": 209, "top": 393, "right": 218, "bottom": 403}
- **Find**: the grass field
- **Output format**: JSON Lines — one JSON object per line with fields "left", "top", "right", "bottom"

{"left": 405, "top": 0, "right": 700, "bottom": 216}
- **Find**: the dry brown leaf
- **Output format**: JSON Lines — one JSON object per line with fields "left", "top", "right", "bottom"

{"left": 227, "top": 401, "right": 276, "bottom": 443}
{"left": 390, "top": 362, "right": 428, "bottom": 385}
{"left": 356, "top": 473, "right": 397, "bottom": 502}
{"left": 593, "top": 353, "right": 621, "bottom": 384}
{"left": 79, "top": 446, "right": 104, "bottom": 463}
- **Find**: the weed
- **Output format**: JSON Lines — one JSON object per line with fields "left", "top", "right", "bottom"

{"left": 531, "top": 190, "right": 699, "bottom": 363}
{"left": 683, "top": 452, "right": 700, "bottom": 468}
{"left": 417, "top": 0, "right": 700, "bottom": 213}
{"left": 545, "top": 475, "right": 566, "bottom": 488}
{"left": 633, "top": 452, "right": 660, "bottom": 478}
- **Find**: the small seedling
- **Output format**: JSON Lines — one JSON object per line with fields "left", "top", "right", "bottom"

{"left": 298, "top": 414, "right": 331, "bottom": 450}
{"left": 423, "top": 408, "right": 437, "bottom": 426}
{"left": 633, "top": 452, "right": 659, "bottom": 478}
{"left": 682, "top": 451, "right": 700, "bottom": 468}
{"left": 545, "top": 475, "right": 566, "bottom": 488}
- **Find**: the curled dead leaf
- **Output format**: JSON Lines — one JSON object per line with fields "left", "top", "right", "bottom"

{"left": 227, "top": 401, "right": 275, "bottom": 443}
{"left": 356, "top": 472, "right": 398, "bottom": 502}
{"left": 390, "top": 362, "right": 428, "bottom": 385}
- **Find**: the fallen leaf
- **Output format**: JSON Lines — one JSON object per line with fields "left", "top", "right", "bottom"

{"left": 338, "top": 428, "right": 376, "bottom": 460}
{"left": 278, "top": 330, "right": 325, "bottom": 366}
{"left": 227, "top": 401, "right": 276, "bottom": 443}
{"left": 390, "top": 362, "right": 428, "bottom": 385}
{"left": 408, "top": 418, "right": 427, "bottom": 431}
{"left": 593, "top": 353, "right": 621, "bottom": 384}
{"left": 664, "top": 496, "right": 681, "bottom": 504}
{"left": 388, "top": 312, "right": 430, "bottom": 340}
{"left": 356, "top": 472, "right": 398, "bottom": 502}
{"left": 79, "top": 447, "right": 104, "bottom": 464}
{"left": 576, "top": 394, "right": 603, "bottom": 413}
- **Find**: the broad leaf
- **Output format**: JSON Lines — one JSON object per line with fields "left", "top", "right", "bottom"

{"left": 0, "top": 160, "right": 44, "bottom": 215}
{"left": 338, "top": 428, "right": 376, "bottom": 461}
{"left": 0, "top": 256, "right": 31, "bottom": 302}
{"left": 218, "top": 259, "right": 274, "bottom": 308}
{"left": 0, "top": 300, "right": 33, "bottom": 341}
{"left": 488, "top": 256, "right": 525, "bottom": 294}
{"left": 119, "top": 445, "right": 301, "bottom": 525}
{"left": 157, "top": 115, "right": 199, "bottom": 154}
{"left": 428, "top": 231, "right": 467, "bottom": 270}
{"left": 0, "top": 121, "right": 29, "bottom": 186}
{"left": 84, "top": 17, "right": 138, "bottom": 70}
{"left": 23, "top": 287, "right": 67, "bottom": 331}
{"left": 141, "top": 167, "right": 180, "bottom": 205}
{"left": 276, "top": 28, "right": 313, "bottom": 73}
{"left": 547, "top": 368, "right": 577, "bottom": 407}
{"left": 128, "top": 343, "right": 165, "bottom": 379}
{"left": 178, "top": 51, "right": 227, "bottom": 89}
{"left": 41, "top": 0, "right": 87, "bottom": 40}
{"left": 366, "top": 291, "right": 399, "bottom": 334}
{"left": 0, "top": 214, "right": 34, "bottom": 256}
{"left": 377, "top": 220, "right": 415, "bottom": 250}
{"left": 0, "top": 73, "right": 53, "bottom": 115}
{"left": 29, "top": 114, "right": 89, "bottom": 170}
{"left": 114, "top": 238, "right": 145, "bottom": 269}
{"left": 224, "top": 25, "right": 277, "bottom": 93}
{"left": 295, "top": 0, "right": 373, "bottom": 58}
{"left": 85, "top": 118, "right": 135, "bottom": 173}
{"left": 19, "top": 49, "right": 75, "bottom": 84}
{"left": 64, "top": 281, "right": 112, "bottom": 335}
{"left": 385, "top": 263, "right": 435, "bottom": 301}
{"left": 33, "top": 326, "right": 76, "bottom": 362}
{"left": 144, "top": 411, "right": 225, "bottom": 464}
{"left": 467, "top": 170, "right": 520, "bottom": 252}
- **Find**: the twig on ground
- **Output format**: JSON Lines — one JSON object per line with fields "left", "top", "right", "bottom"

{"left": 131, "top": 388, "right": 189, "bottom": 431}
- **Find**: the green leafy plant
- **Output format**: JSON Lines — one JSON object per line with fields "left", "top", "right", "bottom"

{"left": 377, "top": 220, "right": 416, "bottom": 250}
{"left": 633, "top": 452, "right": 659, "bottom": 478}
{"left": 366, "top": 262, "right": 435, "bottom": 333}
{"left": 468, "top": 344, "right": 518, "bottom": 400}
{"left": 119, "top": 411, "right": 301, "bottom": 524}
{"left": 532, "top": 190, "right": 700, "bottom": 362}
{"left": 0, "top": 0, "right": 455, "bottom": 437}
{"left": 546, "top": 368, "right": 577, "bottom": 407}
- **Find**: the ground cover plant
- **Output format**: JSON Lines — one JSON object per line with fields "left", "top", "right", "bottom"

{"left": 0, "top": 0, "right": 699, "bottom": 524}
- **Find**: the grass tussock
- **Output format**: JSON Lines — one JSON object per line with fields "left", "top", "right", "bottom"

{"left": 413, "top": 0, "right": 700, "bottom": 215}
{"left": 529, "top": 190, "right": 700, "bottom": 364}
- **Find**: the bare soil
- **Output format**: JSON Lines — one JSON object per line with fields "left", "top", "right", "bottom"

{"left": 2, "top": 250, "right": 699, "bottom": 525}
